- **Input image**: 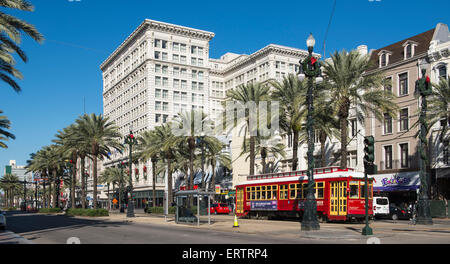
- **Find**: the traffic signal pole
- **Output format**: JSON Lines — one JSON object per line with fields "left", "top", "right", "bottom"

{"left": 362, "top": 136, "right": 375, "bottom": 236}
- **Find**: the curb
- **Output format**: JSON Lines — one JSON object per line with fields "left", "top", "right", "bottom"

{"left": 0, "top": 231, "right": 34, "bottom": 244}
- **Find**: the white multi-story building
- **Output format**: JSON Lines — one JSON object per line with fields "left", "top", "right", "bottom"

{"left": 100, "top": 19, "right": 321, "bottom": 202}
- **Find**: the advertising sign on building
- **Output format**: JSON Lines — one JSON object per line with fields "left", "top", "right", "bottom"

{"left": 373, "top": 171, "right": 420, "bottom": 192}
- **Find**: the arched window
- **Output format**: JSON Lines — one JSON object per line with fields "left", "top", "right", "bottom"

{"left": 406, "top": 44, "right": 412, "bottom": 58}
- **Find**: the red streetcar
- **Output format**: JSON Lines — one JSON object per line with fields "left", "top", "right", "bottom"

{"left": 235, "top": 167, "right": 373, "bottom": 222}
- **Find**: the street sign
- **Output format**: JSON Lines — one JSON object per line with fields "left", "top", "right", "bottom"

{"left": 215, "top": 185, "right": 221, "bottom": 194}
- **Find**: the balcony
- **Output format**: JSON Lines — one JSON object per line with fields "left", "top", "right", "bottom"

{"left": 379, "top": 156, "right": 420, "bottom": 173}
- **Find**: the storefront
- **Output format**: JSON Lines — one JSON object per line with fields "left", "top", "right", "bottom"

{"left": 372, "top": 171, "right": 420, "bottom": 207}
{"left": 133, "top": 190, "right": 165, "bottom": 208}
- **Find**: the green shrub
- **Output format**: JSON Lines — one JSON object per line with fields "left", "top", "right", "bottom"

{"left": 38, "top": 208, "right": 62, "bottom": 214}
{"left": 66, "top": 208, "right": 109, "bottom": 217}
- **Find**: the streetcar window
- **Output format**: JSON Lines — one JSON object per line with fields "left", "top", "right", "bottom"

{"left": 349, "top": 181, "right": 359, "bottom": 199}
{"left": 369, "top": 183, "right": 373, "bottom": 199}
{"left": 267, "top": 189, "right": 272, "bottom": 199}
{"left": 279, "top": 184, "right": 288, "bottom": 200}
{"left": 272, "top": 185, "right": 277, "bottom": 199}
{"left": 246, "top": 187, "right": 251, "bottom": 200}
{"left": 316, "top": 182, "right": 324, "bottom": 199}
{"left": 256, "top": 186, "right": 261, "bottom": 200}
{"left": 261, "top": 186, "right": 266, "bottom": 200}
{"left": 251, "top": 187, "right": 256, "bottom": 200}
{"left": 360, "top": 182, "right": 366, "bottom": 199}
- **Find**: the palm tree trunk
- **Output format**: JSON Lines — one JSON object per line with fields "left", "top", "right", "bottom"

{"left": 53, "top": 169, "right": 58, "bottom": 208}
{"left": 152, "top": 159, "right": 157, "bottom": 208}
{"left": 320, "top": 130, "right": 327, "bottom": 168}
{"left": 261, "top": 149, "right": 267, "bottom": 174}
{"left": 249, "top": 135, "right": 256, "bottom": 175}
{"left": 339, "top": 99, "right": 350, "bottom": 170}
{"left": 71, "top": 154, "right": 77, "bottom": 209}
{"left": 48, "top": 180, "right": 52, "bottom": 208}
{"left": 339, "top": 116, "right": 348, "bottom": 169}
{"left": 80, "top": 156, "right": 86, "bottom": 209}
{"left": 93, "top": 155, "right": 98, "bottom": 210}
{"left": 209, "top": 162, "right": 216, "bottom": 192}
{"left": 42, "top": 180, "right": 46, "bottom": 208}
{"left": 167, "top": 157, "right": 173, "bottom": 206}
{"left": 292, "top": 130, "right": 299, "bottom": 171}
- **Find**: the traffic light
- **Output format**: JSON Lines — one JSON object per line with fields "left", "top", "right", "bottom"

{"left": 363, "top": 136, "right": 375, "bottom": 164}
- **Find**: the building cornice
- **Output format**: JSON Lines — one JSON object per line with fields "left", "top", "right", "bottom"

{"left": 210, "top": 44, "right": 315, "bottom": 76}
{"left": 100, "top": 19, "right": 215, "bottom": 71}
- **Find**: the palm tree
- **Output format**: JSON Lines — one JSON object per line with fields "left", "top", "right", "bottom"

{"left": 0, "top": 0, "right": 43, "bottom": 92}
{"left": 226, "top": 82, "right": 270, "bottom": 175}
{"left": 53, "top": 123, "right": 89, "bottom": 209}
{"left": 135, "top": 129, "right": 162, "bottom": 208}
{"left": 427, "top": 77, "right": 450, "bottom": 142}
{"left": 148, "top": 124, "right": 177, "bottom": 205}
{"left": 75, "top": 113, "right": 122, "bottom": 209}
{"left": 322, "top": 49, "right": 398, "bottom": 169}
{"left": 0, "top": 173, "right": 20, "bottom": 207}
{"left": 270, "top": 74, "right": 305, "bottom": 171}
{"left": 0, "top": 110, "right": 15, "bottom": 148}
{"left": 240, "top": 134, "right": 286, "bottom": 174}
{"left": 202, "top": 144, "right": 232, "bottom": 192}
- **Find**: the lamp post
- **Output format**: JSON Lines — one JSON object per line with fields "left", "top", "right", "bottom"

{"left": 124, "top": 127, "right": 137, "bottom": 218}
{"left": 416, "top": 60, "right": 433, "bottom": 225}
{"left": 298, "top": 33, "right": 321, "bottom": 231}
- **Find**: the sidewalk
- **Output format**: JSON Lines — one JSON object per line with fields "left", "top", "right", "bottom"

{"left": 77, "top": 212, "right": 450, "bottom": 243}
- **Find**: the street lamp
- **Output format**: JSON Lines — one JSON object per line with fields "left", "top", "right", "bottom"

{"left": 416, "top": 60, "right": 433, "bottom": 225}
{"left": 299, "top": 33, "right": 321, "bottom": 231}
{"left": 124, "top": 126, "right": 137, "bottom": 218}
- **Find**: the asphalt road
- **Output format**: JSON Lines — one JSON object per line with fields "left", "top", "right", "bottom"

{"left": 3, "top": 211, "right": 321, "bottom": 244}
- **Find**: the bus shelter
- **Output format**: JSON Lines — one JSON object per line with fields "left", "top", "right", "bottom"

{"left": 174, "top": 190, "right": 215, "bottom": 226}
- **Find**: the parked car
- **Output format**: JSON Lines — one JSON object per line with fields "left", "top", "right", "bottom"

{"left": 209, "top": 203, "right": 231, "bottom": 214}
{"left": 389, "top": 204, "right": 411, "bottom": 220}
{"left": 373, "top": 196, "right": 390, "bottom": 218}
{"left": 0, "top": 210, "right": 6, "bottom": 230}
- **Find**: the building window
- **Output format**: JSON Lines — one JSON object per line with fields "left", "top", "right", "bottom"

{"left": 399, "top": 73, "right": 408, "bottom": 95}
{"left": 438, "top": 65, "right": 447, "bottom": 79}
{"left": 350, "top": 119, "right": 357, "bottom": 137}
{"left": 384, "top": 113, "right": 393, "bottom": 134}
{"left": 381, "top": 53, "right": 387, "bottom": 67}
{"left": 400, "top": 143, "right": 409, "bottom": 168}
{"left": 384, "top": 145, "right": 392, "bottom": 169}
{"left": 406, "top": 44, "right": 412, "bottom": 58}
{"left": 400, "top": 108, "right": 409, "bottom": 131}
{"left": 384, "top": 77, "right": 392, "bottom": 94}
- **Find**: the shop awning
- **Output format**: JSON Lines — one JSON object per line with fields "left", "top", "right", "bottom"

{"left": 372, "top": 171, "right": 420, "bottom": 192}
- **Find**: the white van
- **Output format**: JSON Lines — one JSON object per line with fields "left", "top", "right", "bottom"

{"left": 373, "top": 196, "right": 389, "bottom": 218}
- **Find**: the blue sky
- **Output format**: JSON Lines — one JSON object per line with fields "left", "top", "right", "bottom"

{"left": 1, "top": 0, "right": 449, "bottom": 168}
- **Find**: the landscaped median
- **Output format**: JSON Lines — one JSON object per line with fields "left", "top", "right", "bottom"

{"left": 66, "top": 208, "right": 109, "bottom": 217}
{"left": 38, "top": 208, "right": 63, "bottom": 214}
